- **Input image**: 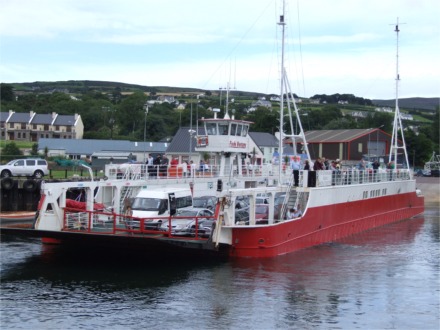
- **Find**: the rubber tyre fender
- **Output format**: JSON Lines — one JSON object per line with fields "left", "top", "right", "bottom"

{"left": 23, "top": 179, "right": 37, "bottom": 192}
{"left": 1, "top": 177, "right": 14, "bottom": 190}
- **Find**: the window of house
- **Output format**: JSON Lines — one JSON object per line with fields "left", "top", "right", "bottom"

{"left": 358, "top": 143, "right": 363, "bottom": 153}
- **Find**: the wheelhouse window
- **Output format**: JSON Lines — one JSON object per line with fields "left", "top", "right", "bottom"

{"left": 236, "top": 125, "right": 242, "bottom": 136}
{"left": 218, "top": 123, "right": 228, "bottom": 135}
{"left": 242, "top": 125, "right": 248, "bottom": 136}
{"left": 230, "top": 123, "right": 237, "bottom": 136}
{"left": 206, "top": 123, "right": 217, "bottom": 135}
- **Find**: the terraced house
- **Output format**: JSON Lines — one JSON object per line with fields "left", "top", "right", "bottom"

{"left": 0, "top": 110, "right": 84, "bottom": 141}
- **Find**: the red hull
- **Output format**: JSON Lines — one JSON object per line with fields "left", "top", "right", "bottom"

{"left": 230, "top": 192, "right": 424, "bottom": 258}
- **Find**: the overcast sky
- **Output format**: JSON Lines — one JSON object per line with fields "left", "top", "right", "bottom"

{"left": 1, "top": 0, "right": 439, "bottom": 99}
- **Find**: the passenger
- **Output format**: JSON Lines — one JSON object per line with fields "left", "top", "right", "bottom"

{"left": 290, "top": 156, "right": 301, "bottom": 187}
{"left": 372, "top": 160, "right": 380, "bottom": 182}
{"left": 303, "top": 160, "right": 311, "bottom": 170}
{"left": 313, "top": 157, "right": 324, "bottom": 171}
{"left": 322, "top": 157, "right": 330, "bottom": 170}
{"left": 190, "top": 160, "right": 197, "bottom": 177}
{"left": 293, "top": 207, "right": 302, "bottom": 217}
{"left": 286, "top": 208, "right": 294, "bottom": 219}
{"left": 181, "top": 160, "right": 188, "bottom": 177}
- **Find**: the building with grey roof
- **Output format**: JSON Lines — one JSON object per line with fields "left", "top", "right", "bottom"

{"left": 0, "top": 110, "right": 84, "bottom": 141}
{"left": 38, "top": 138, "right": 168, "bottom": 165}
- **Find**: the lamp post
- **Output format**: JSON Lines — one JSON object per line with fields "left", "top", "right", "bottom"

{"left": 143, "top": 104, "right": 149, "bottom": 162}
{"left": 102, "top": 106, "right": 114, "bottom": 139}
{"left": 376, "top": 125, "right": 384, "bottom": 160}
{"left": 189, "top": 99, "right": 193, "bottom": 163}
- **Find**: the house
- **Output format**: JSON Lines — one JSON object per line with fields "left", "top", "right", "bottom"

{"left": 351, "top": 111, "right": 368, "bottom": 119}
{"left": 156, "top": 95, "right": 175, "bottom": 103}
{"left": 251, "top": 100, "right": 272, "bottom": 109}
{"left": 400, "top": 113, "right": 414, "bottom": 121}
{"left": 248, "top": 132, "right": 279, "bottom": 164}
{"left": 0, "top": 110, "right": 84, "bottom": 141}
{"left": 375, "top": 107, "right": 393, "bottom": 113}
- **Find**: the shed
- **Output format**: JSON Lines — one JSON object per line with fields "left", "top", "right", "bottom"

{"left": 287, "top": 128, "right": 393, "bottom": 161}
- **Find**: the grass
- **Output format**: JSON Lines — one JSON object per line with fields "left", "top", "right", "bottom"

{"left": 0, "top": 140, "right": 35, "bottom": 149}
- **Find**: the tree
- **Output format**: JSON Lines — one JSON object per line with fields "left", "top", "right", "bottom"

{"left": 404, "top": 130, "right": 433, "bottom": 167}
{"left": 30, "top": 143, "right": 39, "bottom": 156}
{"left": 0, "top": 84, "right": 14, "bottom": 102}
{"left": 2, "top": 142, "right": 23, "bottom": 157}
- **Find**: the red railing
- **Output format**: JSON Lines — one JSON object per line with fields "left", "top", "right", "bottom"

{"left": 62, "top": 207, "right": 219, "bottom": 241}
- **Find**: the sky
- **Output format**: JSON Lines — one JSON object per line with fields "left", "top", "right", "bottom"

{"left": 1, "top": 0, "right": 439, "bottom": 100}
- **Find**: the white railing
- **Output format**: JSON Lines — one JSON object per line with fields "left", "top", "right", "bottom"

{"left": 105, "top": 163, "right": 284, "bottom": 181}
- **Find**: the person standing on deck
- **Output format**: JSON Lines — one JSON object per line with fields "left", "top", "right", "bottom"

{"left": 313, "top": 158, "right": 324, "bottom": 171}
{"left": 290, "top": 156, "right": 301, "bottom": 187}
{"left": 303, "top": 160, "right": 311, "bottom": 170}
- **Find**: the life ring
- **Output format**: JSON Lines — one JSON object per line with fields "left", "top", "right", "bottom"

{"left": 1, "top": 177, "right": 14, "bottom": 190}
{"left": 23, "top": 179, "right": 38, "bottom": 192}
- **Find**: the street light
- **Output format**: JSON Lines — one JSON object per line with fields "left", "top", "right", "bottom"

{"left": 376, "top": 125, "right": 384, "bottom": 159}
{"left": 143, "top": 104, "right": 149, "bottom": 162}
{"left": 102, "top": 106, "right": 114, "bottom": 139}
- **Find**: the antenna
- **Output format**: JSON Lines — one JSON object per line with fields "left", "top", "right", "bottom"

{"left": 389, "top": 18, "right": 411, "bottom": 177}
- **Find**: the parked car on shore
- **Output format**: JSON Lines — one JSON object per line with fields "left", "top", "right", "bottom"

{"left": 0, "top": 158, "right": 49, "bottom": 179}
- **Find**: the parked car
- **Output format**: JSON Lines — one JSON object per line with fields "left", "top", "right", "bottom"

{"left": 235, "top": 207, "right": 250, "bottom": 224}
{"left": 187, "top": 218, "right": 216, "bottom": 238}
{"left": 0, "top": 158, "right": 49, "bottom": 178}
{"left": 193, "top": 195, "right": 218, "bottom": 210}
{"left": 255, "top": 204, "right": 269, "bottom": 224}
{"left": 160, "top": 207, "right": 214, "bottom": 236}
{"left": 235, "top": 200, "right": 249, "bottom": 210}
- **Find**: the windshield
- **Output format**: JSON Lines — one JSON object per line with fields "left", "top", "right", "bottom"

{"left": 177, "top": 210, "right": 198, "bottom": 217}
{"left": 193, "top": 199, "right": 206, "bottom": 208}
{"left": 255, "top": 205, "right": 268, "bottom": 214}
{"left": 131, "top": 198, "right": 163, "bottom": 211}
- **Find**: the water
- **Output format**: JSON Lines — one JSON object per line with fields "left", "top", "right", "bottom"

{"left": 1, "top": 208, "right": 439, "bottom": 330}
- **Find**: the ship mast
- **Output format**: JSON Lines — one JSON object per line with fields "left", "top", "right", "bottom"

{"left": 389, "top": 18, "right": 411, "bottom": 177}
{"left": 277, "top": 1, "right": 311, "bottom": 182}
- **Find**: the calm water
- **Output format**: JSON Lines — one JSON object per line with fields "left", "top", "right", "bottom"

{"left": 1, "top": 208, "right": 439, "bottom": 330}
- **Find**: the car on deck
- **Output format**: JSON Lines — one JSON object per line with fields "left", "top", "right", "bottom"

{"left": 160, "top": 207, "right": 214, "bottom": 236}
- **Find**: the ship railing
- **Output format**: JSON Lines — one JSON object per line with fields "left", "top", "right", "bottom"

{"left": 314, "top": 168, "right": 411, "bottom": 187}
{"left": 105, "top": 163, "right": 281, "bottom": 181}
{"left": 62, "top": 207, "right": 217, "bottom": 241}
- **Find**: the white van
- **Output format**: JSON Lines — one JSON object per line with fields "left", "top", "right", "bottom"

{"left": 131, "top": 187, "right": 193, "bottom": 227}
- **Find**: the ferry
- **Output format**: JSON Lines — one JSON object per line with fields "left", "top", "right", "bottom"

{"left": 0, "top": 7, "right": 424, "bottom": 259}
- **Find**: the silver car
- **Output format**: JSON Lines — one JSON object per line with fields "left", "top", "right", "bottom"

{"left": 160, "top": 208, "right": 214, "bottom": 236}
{"left": 0, "top": 158, "right": 49, "bottom": 178}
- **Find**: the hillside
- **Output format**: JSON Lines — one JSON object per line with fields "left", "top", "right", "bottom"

{"left": 373, "top": 97, "right": 439, "bottom": 111}
{"left": 6, "top": 80, "right": 439, "bottom": 111}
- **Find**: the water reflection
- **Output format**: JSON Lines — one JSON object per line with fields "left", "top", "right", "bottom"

{"left": 1, "top": 213, "right": 438, "bottom": 330}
